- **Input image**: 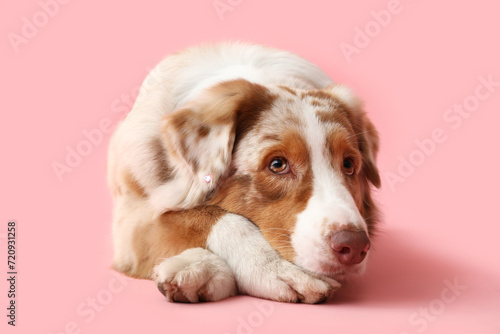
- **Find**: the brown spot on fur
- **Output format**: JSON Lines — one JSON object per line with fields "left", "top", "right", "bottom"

{"left": 191, "top": 159, "right": 200, "bottom": 174}
{"left": 278, "top": 85, "right": 297, "bottom": 96}
{"left": 315, "top": 110, "right": 334, "bottom": 124}
{"left": 150, "top": 138, "right": 173, "bottom": 183}
{"left": 197, "top": 125, "right": 210, "bottom": 138}
{"left": 122, "top": 170, "right": 146, "bottom": 198}
{"left": 316, "top": 107, "right": 354, "bottom": 135}
{"left": 326, "top": 129, "right": 359, "bottom": 163}
{"left": 128, "top": 205, "right": 226, "bottom": 279}
{"left": 310, "top": 99, "right": 324, "bottom": 107}
{"left": 261, "top": 134, "right": 281, "bottom": 143}
{"left": 301, "top": 90, "right": 336, "bottom": 102}
{"left": 169, "top": 109, "right": 196, "bottom": 131}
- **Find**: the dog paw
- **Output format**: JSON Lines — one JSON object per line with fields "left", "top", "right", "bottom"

{"left": 153, "top": 248, "right": 237, "bottom": 303}
{"left": 250, "top": 260, "right": 341, "bottom": 304}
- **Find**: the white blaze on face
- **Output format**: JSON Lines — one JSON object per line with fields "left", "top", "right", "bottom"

{"left": 290, "top": 102, "right": 368, "bottom": 275}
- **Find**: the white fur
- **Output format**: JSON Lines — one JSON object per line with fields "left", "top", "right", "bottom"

{"left": 206, "top": 214, "right": 339, "bottom": 303}
{"left": 111, "top": 196, "right": 152, "bottom": 273}
{"left": 153, "top": 248, "right": 237, "bottom": 302}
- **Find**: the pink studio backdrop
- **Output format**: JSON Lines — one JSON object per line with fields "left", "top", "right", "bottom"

{"left": 1, "top": 0, "right": 499, "bottom": 333}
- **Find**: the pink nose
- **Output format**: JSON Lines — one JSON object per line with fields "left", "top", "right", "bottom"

{"left": 330, "top": 230, "right": 370, "bottom": 265}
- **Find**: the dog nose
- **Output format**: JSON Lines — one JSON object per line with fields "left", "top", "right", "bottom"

{"left": 330, "top": 230, "right": 370, "bottom": 265}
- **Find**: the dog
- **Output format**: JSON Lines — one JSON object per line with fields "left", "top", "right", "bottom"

{"left": 107, "top": 42, "right": 381, "bottom": 304}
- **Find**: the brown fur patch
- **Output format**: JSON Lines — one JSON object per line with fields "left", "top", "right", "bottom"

{"left": 261, "top": 134, "right": 281, "bottom": 143}
{"left": 232, "top": 83, "right": 278, "bottom": 143}
{"left": 196, "top": 79, "right": 277, "bottom": 127}
{"left": 208, "top": 130, "right": 312, "bottom": 262}
{"left": 169, "top": 108, "right": 195, "bottom": 131}
{"left": 197, "top": 125, "right": 210, "bottom": 138}
{"left": 150, "top": 138, "right": 173, "bottom": 183}
{"left": 301, "top": 90, "right": 335, "bottom": 102}
{"left": 278, "top": 85, "right": 297, "bottom": 96}
{"left": 315, "top": 110, "right": 335, "bottom": 124}
{"left": 310, "top": 99, "right": 324, "bottom": 107}
{"left": 128, "top": 206, "right": 226, "bottom": 279}
{"left": 316, "top": 107, "right": 355, "bottom": 137}
{"left": 326, "top": 129, "right": 360, "bottom": 163}
{"left": 122, "top": 170, "right": 146, "bottom": 198}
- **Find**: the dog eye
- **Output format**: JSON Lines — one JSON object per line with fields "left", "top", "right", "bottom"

{"left": 269, "top": 157, "right": 290, "bottom": 174}
{"left": 342, "top": 158, "right": 355, "bottom": 176}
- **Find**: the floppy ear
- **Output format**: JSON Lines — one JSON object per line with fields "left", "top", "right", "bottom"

{"left": 323, "top": 84, "right": 381, "bottom": 188}
{"left": 158, "top": 79, "right": 275, "bottom": 211}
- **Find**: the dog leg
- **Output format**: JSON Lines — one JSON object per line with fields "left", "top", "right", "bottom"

{"left": 128, "top": 205, "right": 339, "bottom": 303}
{"left": 207, "top": 213, "right": 341, "bottom": 304}
{"left": 153, "top": 247, "right": 237, "bottom": 302}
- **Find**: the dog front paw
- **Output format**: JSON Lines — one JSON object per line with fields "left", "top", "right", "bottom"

{"left": 275, "top": 260, "right": 341, "bottom": 304}
{"left": 240, "top": 259, "right": 341, "bottom": 304}
{"left": 153, "top": 248, "right": 237, "bottom": 302}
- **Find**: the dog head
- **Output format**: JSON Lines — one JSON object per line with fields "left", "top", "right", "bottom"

{"left": 161, "top": 79, "right": 380, "bottom": 280}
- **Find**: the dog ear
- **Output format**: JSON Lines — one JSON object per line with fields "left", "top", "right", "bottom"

{"left": 323, "top": 84, "right": 381, "bottom": 188}
{"left": 158, "top": 79, "right": 275, "bottom": 211}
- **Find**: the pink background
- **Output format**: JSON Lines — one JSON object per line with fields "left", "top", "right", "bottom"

{"left": 1, "top": 0, "right": 500, "bottom": 333}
